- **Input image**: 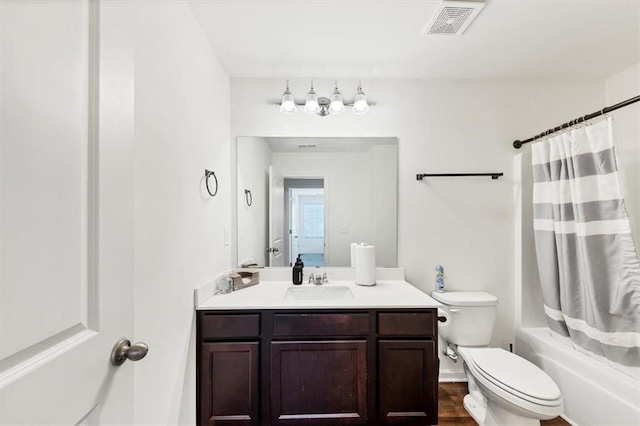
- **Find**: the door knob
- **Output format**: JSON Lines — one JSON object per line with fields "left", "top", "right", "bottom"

{"left": 110, "top": 338, "right": 149, "bottom": 366}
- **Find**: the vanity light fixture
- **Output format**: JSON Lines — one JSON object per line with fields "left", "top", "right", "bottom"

{"left": 278, "top": 80, "right": 372, "bottom": 116}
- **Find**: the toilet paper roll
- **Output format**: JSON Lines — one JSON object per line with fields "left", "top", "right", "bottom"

{"left": 350, "top": 242, "right": 366, "bottom": 267}
{"left": 355, "top": 245, "right": 376, "bottom": 286}
{"left": 437, "top": 308, "right": 451, "bottom": 328}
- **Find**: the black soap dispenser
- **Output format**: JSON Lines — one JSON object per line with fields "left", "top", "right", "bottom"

{"left": 292, "top": 256, "right": 303, "bottom": 285}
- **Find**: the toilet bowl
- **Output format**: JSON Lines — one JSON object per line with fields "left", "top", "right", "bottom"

{"left": 432, "top": 291, "right": 564, "bottom": 426}
{"left": 458, "top": 347, "right": 563, "bottom": 425}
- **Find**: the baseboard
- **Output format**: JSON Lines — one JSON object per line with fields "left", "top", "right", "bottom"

{"left": 560, "top": 414, "right": 578, "bottom": 426}
{"left": 439, "top": 370, "right": 467, "bottom": 382}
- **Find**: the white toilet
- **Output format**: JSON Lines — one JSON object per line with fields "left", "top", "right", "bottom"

{"left": 432, "top": 291, "right": 563, "bottom": 426}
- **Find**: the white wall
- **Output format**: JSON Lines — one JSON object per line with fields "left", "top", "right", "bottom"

{"left": 237, "top": 136, "right": 271, "bottom": 266}
{"left": 231, "top": 77, "right": 603, "bottom": 378}
{"left": 130, "top": 2, "right": 230, "bottom": 424}
{"left": 516, "top": 62, "right": 640, "bottom": 333}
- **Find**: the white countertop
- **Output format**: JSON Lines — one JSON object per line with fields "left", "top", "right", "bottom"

{"left": 196, "top": 279, "right": 441, "bottom": 310}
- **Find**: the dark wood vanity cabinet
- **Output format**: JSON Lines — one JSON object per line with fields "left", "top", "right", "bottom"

{"left": 197, "top": 309, "right": 438, "bottom": 426}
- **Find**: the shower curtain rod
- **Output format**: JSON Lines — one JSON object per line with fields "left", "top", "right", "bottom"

{"left": 512, "top": 95, "right": 640, "bottom": 149}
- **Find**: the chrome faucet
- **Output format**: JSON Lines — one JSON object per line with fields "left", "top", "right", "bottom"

{"left": 314, "top": 274, "right": 323, "bottom": 285}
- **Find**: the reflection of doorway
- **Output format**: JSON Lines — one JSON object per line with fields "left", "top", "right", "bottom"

{"left": 285, "top": 179, "right": 325, "bottom": 267}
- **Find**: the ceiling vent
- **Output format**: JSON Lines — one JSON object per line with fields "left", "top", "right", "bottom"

{"left": 423, "top": 0, "right": 485, "bottom": 36}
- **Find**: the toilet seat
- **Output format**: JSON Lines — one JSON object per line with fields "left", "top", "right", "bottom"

{"left": 467, "top": 348, "right": 561, "bottom": 405}
{"left": 458, "top": 347, "right": 563, "bottom": 418}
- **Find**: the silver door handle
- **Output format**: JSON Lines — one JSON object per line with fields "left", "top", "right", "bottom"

{"left": 110, "top": 338, "right": 149, "bottom": 366}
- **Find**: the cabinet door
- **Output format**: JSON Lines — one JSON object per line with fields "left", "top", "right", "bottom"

{"left": 271, "top": 341, "right": 367, "bottom": 425}
{"left": 200, "top": 342, "right": 259, "bottom": 426}
{"left": 378, "top": 340, "right": 438, "bottom": 425}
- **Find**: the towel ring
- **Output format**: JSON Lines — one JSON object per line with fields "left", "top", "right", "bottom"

{"left": 204, "top": 169, "right": 218, "bottom": 197}
{"left": 244, "top": 189, "right": 253, "bottom": 206}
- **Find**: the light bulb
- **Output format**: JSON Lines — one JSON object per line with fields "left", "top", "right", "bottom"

{"left": 352, "top": 83, "right": 369, "bottom": 115}
{"left": 304, "top": 82, "right": 320, "bottom": 114}
{"left": 353, "top": 95, "right": 368, "bottom": 113}
{"left": 328, "top": 82, "right": 344, "bottom": 115}
{"left": 279, "top": 81, "right": 297, "bottom": 114}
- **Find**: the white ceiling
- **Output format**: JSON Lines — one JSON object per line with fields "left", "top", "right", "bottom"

{"left": 187, "top": 0, "right": 640, "bottom": 79}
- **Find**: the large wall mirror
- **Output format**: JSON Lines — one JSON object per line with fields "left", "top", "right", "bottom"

{"left": 235, "top": 136, "right": 398, "bottom": 268}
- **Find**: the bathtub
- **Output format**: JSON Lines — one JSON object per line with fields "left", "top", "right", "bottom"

{"left": 516, "top": 327, "right": 640, "bottom": 426}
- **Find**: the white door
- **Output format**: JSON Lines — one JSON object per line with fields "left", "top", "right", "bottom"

{"left": 268, "top": 166, "right": 285, "bottom": 266}
{"left": 1, "top": 1, "right": 137, "bottom": 423}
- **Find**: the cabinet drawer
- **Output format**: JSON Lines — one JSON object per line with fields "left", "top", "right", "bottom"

{"left": 378, "top": 312, "right": 436, "bottom": 337}
{"left": 201, "top": 314, "right": 260, "bottom": 339}
{"left": 274, "top": 313, "right": 369, "bottom": 337}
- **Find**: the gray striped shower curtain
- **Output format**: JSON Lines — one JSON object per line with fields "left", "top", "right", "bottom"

{"left": 532, "top": 117, "right": 640, "bottom": 373}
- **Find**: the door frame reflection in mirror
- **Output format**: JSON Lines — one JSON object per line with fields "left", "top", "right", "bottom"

{"left": 286, "top": 179, "right": 326, "bottom": 267}
{"left": 233, "top": 136, "right": 398, "bottom": 268}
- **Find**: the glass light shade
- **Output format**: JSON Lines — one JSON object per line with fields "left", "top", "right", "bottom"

{"left": 352, "top": 92, "right": 369, "bottom": 115}
{"left": 304, "top": 87, "right": 320, "bottom": 114}
{"left": 280, "top": 90, "right": 296, "bottom": 114}
{"left": 328, "top": 89, "right": 345, "bottom": 115}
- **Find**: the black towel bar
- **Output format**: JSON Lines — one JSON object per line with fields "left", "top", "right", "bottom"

{"left": 416, "top": 173, "right": 503, "bottom": 180}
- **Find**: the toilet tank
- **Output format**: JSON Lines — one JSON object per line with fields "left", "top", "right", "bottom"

{"left": 432, "top": 291, "right": 498, "bottom": 346}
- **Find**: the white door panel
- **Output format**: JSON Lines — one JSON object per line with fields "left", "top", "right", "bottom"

{"left": 1, "top": 0, "right": 90, "bottom": 361}
{"left": 1, "top": 1, "right": 135, "bottom": 423}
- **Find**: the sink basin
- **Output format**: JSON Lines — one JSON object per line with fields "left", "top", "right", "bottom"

{"left": 284, "top": 285, "right": 354, "bottom": 301}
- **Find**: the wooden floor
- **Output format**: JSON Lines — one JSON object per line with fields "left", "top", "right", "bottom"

{"left": 438, "top": 383, "right": 569, "bottom": 426}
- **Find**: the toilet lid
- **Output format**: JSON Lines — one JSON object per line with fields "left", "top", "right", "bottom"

{"left": 467, "top": 348, "right": 561, "bottom": 402}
